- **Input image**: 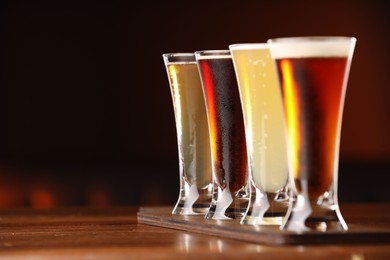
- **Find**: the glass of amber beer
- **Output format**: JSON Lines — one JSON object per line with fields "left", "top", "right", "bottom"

{"left": 230, "top": 43, "right": 289, "bottom": 226}
{"left": 195, "top": 50, "right": 249, "bottom": 220}
{"left": 163, "top": 53, "right": 213, "bottom": 215}
{"left": 268, "top": 37, "right": 356, "bottom": 231}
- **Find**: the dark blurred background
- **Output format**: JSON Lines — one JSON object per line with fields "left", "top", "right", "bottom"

{"left": 0, "top": 0, "right": 389, "bottom": 208}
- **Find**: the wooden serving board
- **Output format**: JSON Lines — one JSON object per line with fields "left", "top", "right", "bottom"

{"left": 137, "top": 206, "right": 390, "bottom": 245}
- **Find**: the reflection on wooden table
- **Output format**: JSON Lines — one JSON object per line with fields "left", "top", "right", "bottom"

{"left": 0, "top": 204, "right": 389, "bottom": 259}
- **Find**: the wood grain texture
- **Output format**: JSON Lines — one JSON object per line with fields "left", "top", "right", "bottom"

{"left": 137, "top": 204, "right": 390, "bottom": 245}
{"left": 0, "top": 205, "right": 389, "bottom": 259}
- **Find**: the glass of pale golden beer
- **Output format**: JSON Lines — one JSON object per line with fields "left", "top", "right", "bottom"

{"left": 267, "top": 36, "right": 356, "bottom": 231}
{"left": 230, "top": 43, "right": 290, "bottom": 225}
{"left": 195, "top": 50, "right": 249, "bottom": 220}
{"left": 163, "top": 53, "right": 213, "bottom": 215}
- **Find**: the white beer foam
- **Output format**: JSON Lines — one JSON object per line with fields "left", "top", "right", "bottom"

{"left": 268, "top": 37, "right": 356, "bottom": 58}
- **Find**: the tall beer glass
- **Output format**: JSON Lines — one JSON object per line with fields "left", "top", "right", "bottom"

{"left": 163, "top": 53, "right": 213, "bottom": 215}
{"left": 195, "top": 50, "right": 249, "bottom": 220}
{"left": 268, "top": 37, "right": 356, "bottom": 231}
{"left": 230, "top": 43, "right": 289, "bottom": 225}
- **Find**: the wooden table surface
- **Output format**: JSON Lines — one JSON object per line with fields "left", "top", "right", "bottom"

{"left": 0, "top": 204, "right": 389, "bottom": 259}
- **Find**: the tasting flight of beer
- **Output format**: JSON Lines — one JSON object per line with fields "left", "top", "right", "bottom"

{"left": 163, "top": 36, "right": 357, "bottom": 232}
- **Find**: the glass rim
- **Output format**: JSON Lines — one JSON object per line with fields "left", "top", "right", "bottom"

{"left": 267, "top": 36, "right": 356, "bottom": 44}
{"left": 162, "top": 53, "right": 195, "bottom": 58}
{"left": 267, "top": 36, "right": 356, "bottom": 58}
{"left": 163, "top": 52, "right": 196, "bottom": 63}
{"left": 194, "top": 50, "right": 231, "bottom": 59}
{"left": 229, "top": 43, "right": 268, "bottom": 50}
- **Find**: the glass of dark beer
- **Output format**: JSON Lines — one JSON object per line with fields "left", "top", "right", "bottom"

{"left": 163, "top": 53, "right": 213, "bottom": 215}
{"left": 268, "top": 37, "right": 356, "bottom": 231}
{"left": 195, "top": 50, "right": 249, "bottom": 220}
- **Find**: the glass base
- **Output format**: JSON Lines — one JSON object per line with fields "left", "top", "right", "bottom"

{"left": 172, "top": 182, "right": 212, "bottom": 215}
{"left": 205, "top": 185, "right": 249, "bottom": 220}
{"left": 241, "top": 186, "right": 289, "bottom": 225}
{"left": 281, "top": 194, "right": 348, "bottom": 232}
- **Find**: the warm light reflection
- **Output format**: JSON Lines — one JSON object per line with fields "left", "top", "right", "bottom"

{"left": 208, "top": 238, "right": 225, "bottom": 253}
{"left": 0, "top": 168, "right": 26, "bottom": 208}
{"left": 168, "top": 65, "right": 182, "bottom": 137}
{"left": 200, "top": 63, "right": 218, "bottom": 163}
{"left": 87, "top": 184, "right": 110, "bottom": 206}
{"left": 0, "top": 186, "right": 24, "bottom": 208}
{"left": 30, "top": 187, "right": 54, "bottom": 209}
{"left": 239, "top": 62, "right": 253, "bottom": 148}
{"left": 280, "top": 60, "right": 300, "bottom": 179}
